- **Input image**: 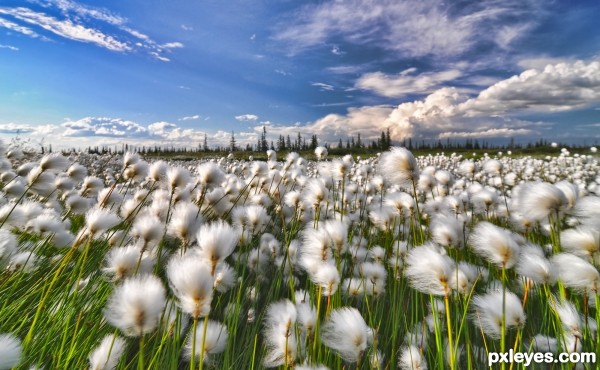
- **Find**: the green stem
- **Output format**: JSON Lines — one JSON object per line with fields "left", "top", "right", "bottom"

{"left": 191, "top": 317, "right": 198, "bottom": 370}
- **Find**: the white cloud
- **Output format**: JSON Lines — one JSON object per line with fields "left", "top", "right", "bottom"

{"left": 462, "top": 60, "right": 600, "bottom": 114}
{"left": 0, "top": 16, "right": 42, "bottom": 38}
{"left": 0, "top": 4, "right": 181, "bottom": 60}
{"left": 0, "top": 7, "right": 131, "bottom": 51}
{"left": 438, "top": 128, "right": 532, "bottom": 139}
{"left": 150, "top": 52, "right": 170, "bottom": 62}
{"left": 312, "top": 82, "right": 334, "bottom": 91}
{"left": 162, "top": 42, "right": 184, "bottom": 49}
{"left": 179, "top": 115, "right": 201, "bottom": 121}
{"left": 326, "top": 65, "right": 363, "bottom": 75}
{"left": 0, "top": 122, "right": 37, "bottom": 133}
{"left": 235, "top": 114, "right": 259, "bottom": 122}
{"left": 331, "top": 45, "right": 344, "bottom": 55}
{"left": 274, "top": 0, "right": 542, "bottom": 58}
{"left": 275, "top": 69, "right": 291, "bottom": 76}
{"left": 278, "top": 60, "right": 600, "bottom": 143}
{"left": 0, "top": 44, "right": 19, "bottom": 51}
{"left": 50, "top": 0, "right": 126, "bottom": 25}
{"left": 356, "top": 68, "right": 462, "bottom": 98}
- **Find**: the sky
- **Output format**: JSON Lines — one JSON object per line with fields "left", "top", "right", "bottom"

{"left": 1, "top": 0, "right": 600, "bottom": 150}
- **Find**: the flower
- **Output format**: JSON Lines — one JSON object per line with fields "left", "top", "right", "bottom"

{"left": 560, "top": 227, "right": 599, "bottom": 259}
{"left": 0, "top": 333, "right": 22, "bottom": 370}
{"left": 167, "top": 254, "right": 214, "bottom": 318}
{"left": 551, "top": 253, "right": 600, "bottom": 293}
{"left": 516, "top": 244, "right": 555, "bottom": 284}
{"left": 471, "top": 290, "right": 526, "bottom": 339}
{"left": 39, "top": 153, "right": 69, "bottom": 172}
{"left": 167, "top": 202, "right": 203, "bottom": 245}
{"left": 84, "top": 207, "right": 121, "bottom": 239}
{"left": 550, "top": 299, "right": 582, "bottom": 339}
{"left": 378, "top": 147, "right": 420, "bottom": 190}
{"left": 104, "top": 274, "right": 166, "bottom": 336}
{"left": 263, "top": 299, "right": 298, "bottom": 368}
{"left": 516, "top": 182, "right": 567, "bottom": 221}
{"left": 398, "top": 345, "right": 427, "bottom": 370}
{"left": 469, "top": 222, "right": 520, "bottom": 269}
{"left": 88, "top": 334, "right": 127, "bottom": 370}
{"left": 196, "top": 220, "right": 239, "bottom": 273}
{"left": 320, "top": 307, "right": 369, "bottom": 363}
{"left": 185, "top": 320, "right": 228, "bottom": 364}
{"left": 404, "top": 243, "right": 454, "bottom": 296}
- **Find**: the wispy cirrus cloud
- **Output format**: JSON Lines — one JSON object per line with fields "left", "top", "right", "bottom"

{"left": 0, "top": 16, "right": 43, "bottom": 38}
{"left": 0, "top": 7, "right": 131, "bottom": 51}
{"left": 312, "top": 82, "right": 334, "bottom": 91}
{"left": 0, "top": 1, "right": 182, "bottom": 60}
{"left": 273, "top": 0, "right": 545, "bottom": 59}
{"left": 0, "top": 44, "right": 19, "bottom": 51}
{"left": 179, "top": 115, "right": 201, "bottom": 121}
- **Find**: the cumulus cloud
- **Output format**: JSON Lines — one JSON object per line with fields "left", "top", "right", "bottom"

{"left": 462, "top": 60, "right": 600, "bottom": 114}
{"left": 62, "top": 117, "right": 146, "bottom": 137}
{"left": 235, "top": 114, "right": 259, "bottom": 122}
{"left": 356, "top": 68, "right": 462, "bottom": 97}
{"left": 0, "top": 123, "right": 37, "bottom": 134}
{"left": 282, "top": 60, "right": 600, "bottom": 142}
{"left": 0, "top": 116, "right": 254, "bottom": 150}
{"left": 274, "top": 0, "right": 543, "bottom": 58}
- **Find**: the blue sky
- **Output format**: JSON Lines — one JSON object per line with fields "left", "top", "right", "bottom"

{"left": 1, "top": 0, "right": 599, "bottom": 149}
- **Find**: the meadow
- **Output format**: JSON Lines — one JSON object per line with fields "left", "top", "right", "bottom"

{"left": 1, "top": 141, "right": 599, "bottom": 369}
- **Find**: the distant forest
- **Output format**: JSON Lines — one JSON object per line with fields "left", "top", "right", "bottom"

{"left": 44, "top": 125, "right": 597, "bottom": 156}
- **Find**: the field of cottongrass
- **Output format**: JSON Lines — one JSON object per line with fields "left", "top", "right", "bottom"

{"left": 1, "top": 139, "right": 600, "bottom": 370}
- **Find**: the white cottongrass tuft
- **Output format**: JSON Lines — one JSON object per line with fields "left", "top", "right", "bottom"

{"left": 88, "top": 334, "right": 127, "bottom": 370}
{"left": 516, "top": 244, "right": 556, "bottom": 285}
{"left": 378, "top": 147, "right": 420, "bottom": 190}
{"left": 404, "top": 243, "right": 454, "bottom": 296}
{"left": 196, "top": 220, "right": 239, "bottom": 273}
{"left": 103, "top": 245, "right": 154, "bottom": 281}
{"left": 398, "top": 344, "right": 428, "bottom": 370}
{"left": 131, "top": 214, "right": 163, "bottom": 251}
{"left": 550, "top": 299, "right": 582, "bottom": 339}
{"left": 471, "top": 290, "right": 526, "bottom": 339}
{"left": 39, "top": 153, "right": 69, "bottom": 172}
{"left": 263, "top": 299, "right": 298, "bottom": 368}
{"left": 84, "top": 207, "right": 121, "bottom": 239}
{"left": 551, "top": 253, "right": 600, "bottom": 293}
{"left": 104, "top": 274, "right": 166, "bottom": 336}
{"left": 167, "top": 202, "right": 203, "bottom": 246}
{"left": 560, "top": 227, "right": 599, "bottom": 258}
{"left": 469, "top": 221, "right": 520, "bottom": 268}
{"left": 167, "top": 254, "right": 214, "bottom": 318}
{"left": 320, "top": 307, "right": 369, "bottom": 363}
{"left": 517, "top": 182, "right": 567, "bottom": 221}
{"left": 0, "top": 333, "right": 22, "bottom": 370}
{"left": 185, "top": 320, "right": 228, "bottom": 364}
{"left": 315, "top": 146, "right": 328, "bottom": 160}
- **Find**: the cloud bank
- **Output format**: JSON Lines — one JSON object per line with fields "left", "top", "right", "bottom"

{"left": 2, "top": 60, "right": 599, "bottom": 150}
